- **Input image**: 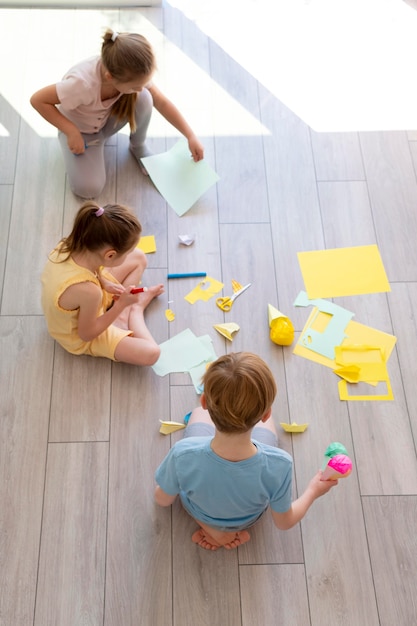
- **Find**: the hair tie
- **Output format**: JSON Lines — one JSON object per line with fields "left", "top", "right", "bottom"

{"left": 111, "top": 31, "right": 119, "bottom": 42}
{"left": 95, "top": 207, "right": 105, "bottom": 217}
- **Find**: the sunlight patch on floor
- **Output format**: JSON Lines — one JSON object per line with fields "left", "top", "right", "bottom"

{"left": 170, "top": 0, "right": 417, "bottom": 132}
{"left": 0, "top": 7, "right": 269, "bottom": 139}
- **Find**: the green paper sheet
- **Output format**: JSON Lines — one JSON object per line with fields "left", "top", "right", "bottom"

{"left": 141, "top": 139, "right": 220, "bottom": 216}
{"left": 152, "top": 328, "right": 214, "bottom": 377}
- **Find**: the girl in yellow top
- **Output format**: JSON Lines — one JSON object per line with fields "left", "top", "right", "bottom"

{"left": 41, "top": 202, "right": 164, "bottom": 366}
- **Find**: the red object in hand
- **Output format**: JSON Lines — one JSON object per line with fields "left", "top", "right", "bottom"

{"left": 130, "top": 287, "right": 147, "bottom": 294}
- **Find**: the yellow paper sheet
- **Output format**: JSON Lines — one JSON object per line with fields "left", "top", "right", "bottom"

{"left": 294, "top": 309, "right": 397, "bottom": 369}
{"left": 137, "top": 235, "right": 156, "bottom": 254}
{"left": 298, "top": 245, "right": 391, "bottom": 298}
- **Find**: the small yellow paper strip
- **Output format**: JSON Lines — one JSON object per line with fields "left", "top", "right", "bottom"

{"left": 213, "top": 323, "right": 240, "bottom": 341}
{"left": 159, "top": 420, "right": 186, "bottom": 434}
{"left": 165, "top": 309, "right": 175, "bottom": 321}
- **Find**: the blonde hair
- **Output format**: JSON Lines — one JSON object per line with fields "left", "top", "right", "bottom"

{"left": 202, "top": 352, "right": 277, "bottom": 433}
{"left": 102, "top": 29, "right": 156, "bottom": 132}
{"left": 57, "top": 201, "right": 141, "bottom": 261}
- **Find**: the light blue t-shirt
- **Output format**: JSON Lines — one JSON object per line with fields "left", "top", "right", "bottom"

{"left": 155, "top": 437, "right": 293, "bottom": 531}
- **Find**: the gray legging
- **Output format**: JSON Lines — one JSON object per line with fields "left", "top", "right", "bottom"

{"left": 58, "top": 87, "right": 153, "bottom": 198}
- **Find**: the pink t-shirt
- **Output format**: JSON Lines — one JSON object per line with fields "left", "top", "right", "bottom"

{"left": 56, "top": 56, "right": 121, "bottom": 134}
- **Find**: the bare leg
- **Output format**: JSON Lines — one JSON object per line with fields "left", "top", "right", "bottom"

{"left": 187, "top": 406, "right": 214, "bottom": 426}
{"left": 113, "top": 284, "right": 164, "bottom": 366}
{"left": 107, "top": 248, "right": 147, "bottom": 288}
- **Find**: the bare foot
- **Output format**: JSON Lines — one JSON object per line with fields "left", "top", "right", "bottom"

{"left": 223, "top": 530, "right": 251, "bottom": 550}
{"left": 136, "top": 284, "right": 164, "bottom": 310}
{"left": 192, "top": 529, "right": 221, "bottom": 551}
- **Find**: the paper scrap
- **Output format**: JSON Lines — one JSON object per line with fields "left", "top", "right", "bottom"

{"left": 184, "top": 277, "right": 224, "bottom": 304}
{"left": 165, "top": 309, "right": 175, "bottom": 322}
{"left": 213, "top": 323, "right": 240, "bottom": 341}
{"left": 188, "top": 335, "right": 217, "bottom": 394}
{"left": 152, "top": 329, "right": 213, "bottom": 377}
{"left": 297, "top": 244, "right": 391, "bottom": 298}
{"left": 178, "top": 233, "right": 196, "bottom": 246}
{"left": 334, "top": 345, "right": 394, "bottom": 401}
{"left": 159, "top": 420, "right": 186, "bottom": 434}
{"left": 137, "top": 235, "right": 156, "bottom": 254}
{"left": 141, "top": 139, "right": 220, "bottom": 216}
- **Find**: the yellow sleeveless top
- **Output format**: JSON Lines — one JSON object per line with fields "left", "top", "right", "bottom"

{"left": 41, "top": 245, "right": 116, "bottom": 355}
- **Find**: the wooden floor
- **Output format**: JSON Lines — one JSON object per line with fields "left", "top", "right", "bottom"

{"left": 1, "top": 3, "right": 417, "bottom": 625}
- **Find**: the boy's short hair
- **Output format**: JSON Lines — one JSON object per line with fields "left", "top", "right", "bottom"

{"left": 202, "top": 352, "right": 277, "bottom": 433}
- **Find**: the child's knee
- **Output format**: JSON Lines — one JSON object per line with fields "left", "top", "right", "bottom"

{"left": 142, "top": 344, "right": 160, "bottom": 366}
{"left": 69, "top": 178, "right": 105, "bottom": 199}
{"left": 130, "top": 247, "right": 147, "bottom": 270}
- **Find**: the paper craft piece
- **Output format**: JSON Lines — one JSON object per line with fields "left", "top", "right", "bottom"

{"left": 152, "top": 329, "right": 213, "bottom": 377}
{"left": 188, "top": 334, "right": 217, "bottom": 393}
{"left": 231, "top": 279, "right": 243, "bottom": 292}
{"left": 280, "top": 422, "right": 308, "bottom": 433}
{"left": 294, "top": 313, "right": 397, "bottom": 369}
{"left": 184, "top": 277, "right": 224, "bottom": 304}
{"left": 334, "top": 344, "right": 394, "bottom": 401}
{"left": 297, "top": 244, "right": 391, "bottom": 298}
{"left": 165, "top": 309, "right": 175, "bottom": 322}
{"left": 322, "top": 442, "right": 348, "bottom": 470}
{"left": 268, "top": 304, "right": 295, "bottom": 346}
{"left": 321, "top": 454, "right": 353, "bottom": 480}
{"left": 141, "top": 139, "right": 220, "bottom": 216}
{"left": 159, "top": 420, "right": 186, "bottom": 434}
{"left": 294, "top": 291, "right": 354, "bottom": 359}
{"left": 137, "top": 235, "right": 156, "bottom": 254}
{"left": 178, "top": 233, "right": 196, "bottom": 246}
{"left": 213, "top": 323, "right": 240, "bottom": 341}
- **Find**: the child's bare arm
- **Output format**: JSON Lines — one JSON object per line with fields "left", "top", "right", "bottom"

{"left": 154, "top": 485, "right": 177, "bottom": 507}
{"left": 271, "top": 471, "right": 338, "bottom": 531}
{"left": 148, "top": 84, "right": 204, "bottom": 161}
{"left": 30, "top": 84, "right": 85, "bottom": 154}
{"left": 70, "top": 282, "right": 137, "bottom": 341}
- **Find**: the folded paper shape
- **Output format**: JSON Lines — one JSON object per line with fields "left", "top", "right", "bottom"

{"left": 213, "top": 323, "right": 240, "bottom": 341}
{"left": 280, "top": 422, "right": 308, "bottom": 433}
{"left": 268, "top": 304, "right": 294, "bottom": 346}
{"left": 334, "top": 344, "right": 394, "bottom": 401}
{"left": 159, "top": 420, "right": 186, "bottom": 434}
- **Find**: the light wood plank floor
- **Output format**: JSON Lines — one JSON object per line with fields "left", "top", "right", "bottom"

{"left": 1, "top": 3, "right": 417, "bottom": 625}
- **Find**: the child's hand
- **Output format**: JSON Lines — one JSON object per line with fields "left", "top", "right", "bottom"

{"left": 67, "top": 129, "right": 86, "bottom": 155}
{"left": 188, "top": 134, "right": 204, "bottom": 162}
{"left": 98, "top": 274, "right": 125, "bottom": 296}
{"left": 309, "top": 470, "right": 339, "bottom": 499}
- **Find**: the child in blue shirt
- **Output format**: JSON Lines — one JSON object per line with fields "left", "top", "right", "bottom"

{"left": 155, "top": 352, "right": 338, "bottom": 551}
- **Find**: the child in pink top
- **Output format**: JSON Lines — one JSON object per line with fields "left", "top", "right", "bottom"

{"left": 31, "top": 29, "right": 204, "bottom": 198}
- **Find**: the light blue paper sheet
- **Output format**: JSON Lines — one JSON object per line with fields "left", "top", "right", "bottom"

{"left": 152, "top": 328, "right": 215, "bottom": 377}
{"left": 141, "top": 139, "right": 220, "bottom": 216}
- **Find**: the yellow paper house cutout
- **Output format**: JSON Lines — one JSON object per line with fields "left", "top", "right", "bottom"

{"left": 159, "top": 420, "right": 186, "bottom": 434}
{"left": 280, "top": 422, "right": 308, "bottom": 433}
{"left": 213, "top": 323, "right": 240, "bottom": 341}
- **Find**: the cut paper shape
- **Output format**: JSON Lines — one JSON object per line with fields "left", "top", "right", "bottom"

{"left": 188, "top": 334, "right": 217, "bottom": 394}
{"left": 137, "top": 235, "right": 156, "bottom": 254}
{"left": 152, "top": 329, "right": 213, "bottom": 377}
{"left": 141, "top": 139, "right": 220, "bottom": 216}
{"left": 159, "top": 420, "right": 186, "bottom": 434}
{"left": 297, "top": 244, "right": 391, "bottom": 299}
{"left": 294, "top": 314, "right": 397, "bottom": 369}
{"left": 268, "top": 304, "right": 295, "bottom": 346}
{"left": 334, "top": 344, "right": 394, "bottom": 401}
{"left": 231, "top": 279, "right": 243, "bottom": 292}
{"left": 294, "top": 291, "right": 354, "bottom": 359}
{"left": 184, "top": 277, "right": 224, "bottom": 304}
{"left": 178, "top": 233, "right": 196, "bottom": 246}
{"left": 165, "top": 309, "right": 175, "bottom": 322}
{"left": 280, "top": 422, "right": 308, "bottom": 433}
{"left": 213, "top": 323, "right": 240, "bottom": 341}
